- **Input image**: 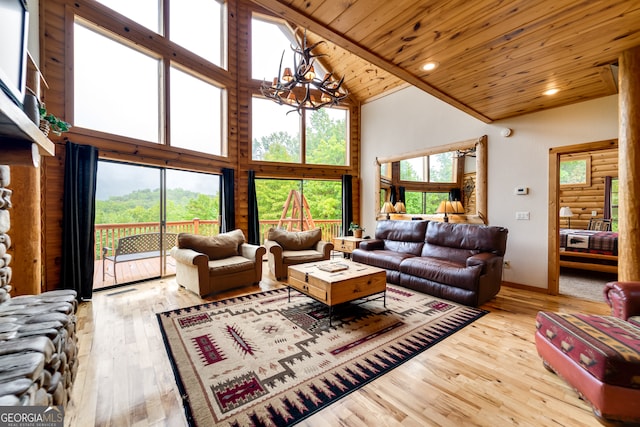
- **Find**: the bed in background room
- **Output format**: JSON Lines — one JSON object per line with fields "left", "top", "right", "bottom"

{"left": 559, "top": 228, "right": 618, "bottom": 273}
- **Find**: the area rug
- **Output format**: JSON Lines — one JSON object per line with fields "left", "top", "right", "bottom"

{"left": 157, "top": 285, "right": 487, "bottom": 426}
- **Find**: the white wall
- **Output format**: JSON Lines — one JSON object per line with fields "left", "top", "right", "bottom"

{"left": 361, "top": 86, "right": 618, "bottom": 289}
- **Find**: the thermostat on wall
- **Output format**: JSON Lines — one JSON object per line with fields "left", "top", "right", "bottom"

{"left": 515, "top": 186, "right": 529, "bottom": 195}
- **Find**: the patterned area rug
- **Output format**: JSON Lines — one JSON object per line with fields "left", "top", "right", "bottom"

{"left": 157, "top": 285, "right": 487, "bottom": 426}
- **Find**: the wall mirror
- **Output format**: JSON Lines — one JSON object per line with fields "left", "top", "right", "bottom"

{"left": 375, "top": 135, "right": 487, "bottom": 224}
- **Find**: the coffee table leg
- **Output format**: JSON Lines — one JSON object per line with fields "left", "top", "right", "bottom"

{"left": 288, "top": 286, "right": 291, "bottom": 302}
{"left": 383, "top": 290, "right": 386, "bottom": 307}
{"left": 329, "top": 306, "right": 333, "bottom": 327}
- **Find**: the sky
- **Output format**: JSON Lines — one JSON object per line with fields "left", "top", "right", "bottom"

{"left": 96, "top": 161, "right": 218, "bottom": 200}
{"left": 84, "top": 2, "right": 342, "bottom": 200}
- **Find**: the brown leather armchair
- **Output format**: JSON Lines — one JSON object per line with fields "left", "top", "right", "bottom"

{"left": 170, "top": 229, "right": 265, "bottom": 297}
{"left": 264, "top": 228, "right": 333, "bottom": 280}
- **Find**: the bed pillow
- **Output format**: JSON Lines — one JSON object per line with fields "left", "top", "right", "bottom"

{"left": 267, "top": 228, "right": 322, "bottom": 251}
{"left": 178, "top": 229, "right": 245, "bottom": 260}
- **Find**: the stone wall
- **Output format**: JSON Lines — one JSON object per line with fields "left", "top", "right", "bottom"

{"left": 0, "top": 166, "right": 78, "bottom": 406}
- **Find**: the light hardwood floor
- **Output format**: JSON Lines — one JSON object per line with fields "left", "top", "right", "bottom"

{"left": 65, "top": 268, "right": 611, "bottom": 427}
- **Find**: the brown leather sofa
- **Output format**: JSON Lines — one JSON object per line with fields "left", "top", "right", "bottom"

{"left": 351, "top": 220, "right": 508, "bottom": 306}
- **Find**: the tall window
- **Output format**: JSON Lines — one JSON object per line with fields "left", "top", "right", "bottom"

{"left": 252, "top": 97, "right": 301, "bottom": 163}
{"left": 95, "top": 0, "right": 226, "bottom": 67}
{"left": 95, "top": 0, "right": 160, "bottom": 33}
{"left": 250, "top": 16, "right": 348, "bottom": 166}
{"left": 170, "top": 67, "right": 225, "bottom": 155}
{"left": 169, "top": 0, "right": 226, "bottom": 68}
{"left": 74, "top": 22, "right": 161, "bottom": 142}
{"left": 73, "top": 3, "right": 227, "bottom": 155}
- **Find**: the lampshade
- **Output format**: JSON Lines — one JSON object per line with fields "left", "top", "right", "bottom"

{"left": 381, "top": 201, "right": 395, "bottom": 214}
{"left": 559, "top": 206, "right": 574, "bottom": 217}
{"left": 436, "top": 201, "right": 465, "bottom": 214}
{"left": 394, "top": 201, "right": 406, "bottom": 213}
{"left": 559, "top": 206, "right": 574, "bottom": 229}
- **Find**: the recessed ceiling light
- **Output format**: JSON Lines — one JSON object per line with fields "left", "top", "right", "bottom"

{"left": 422, "top": 61, "right": 439, "bottom": 71}
{"left": 543, "top": 88, "right": 559, "bottom": 96}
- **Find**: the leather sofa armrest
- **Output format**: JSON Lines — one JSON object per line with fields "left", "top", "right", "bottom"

{"left": 264, "top": 239, "right": 283, "bottom": 255}
{"left": 604, "top": 281, "right": 640, "bottom": 320}
{"left": 170, "top": 247, "right": 208, "bottom": 266}
{"left": 467, "top": 252, "right": 503, "bottom": 278}
{"left": 358, "top": 239, "right": 384, "bottom": 251}
{"left": 240, "top": 243, "right": 266, "bottom": 261}
{"left": 315, "top": 240, "right": 334, "bottom": 258}
{"left": 265, "top": 239, "right": 285, "bottom": 279}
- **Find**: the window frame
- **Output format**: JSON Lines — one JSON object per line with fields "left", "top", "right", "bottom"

{"left": 559, "top": 155, "right": 591, "bottom": 187}
{"left": 67, "top": 2, "right": 231, "bottom": 162}
{"left": 248, "top": 14, "right": 351, "bottom": 168}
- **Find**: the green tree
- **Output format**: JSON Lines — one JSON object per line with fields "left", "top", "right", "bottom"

{"left": 252, "top": 131, "right": 300, "bottom": 162}
{"left": 306, "top": 109, "right": 347, "bottom": 165}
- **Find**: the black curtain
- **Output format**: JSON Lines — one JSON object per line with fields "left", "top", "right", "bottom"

{"left": 398, "top": 186, "right": 406, "bottom": 203}
{"left": 220, "top": 168, "right": 235, "bottom": 233}
{"left": 341, "top": 174, "right": 353, "bottom": 236}
{"left": 61, "top": 141, "right": 98, "bottom": 300}
{"left": 604, "top": 176, "right": 612, "bottom": 220}
{"left": 248, "top": 170, "right": 260, "bottom": 244}
{"left": 389, "top": 185, "right": 397, "bottom": 204}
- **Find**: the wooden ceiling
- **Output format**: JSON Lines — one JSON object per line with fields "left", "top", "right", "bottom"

{"left": 251, "top": 0, "right": 640, "bottom": 123}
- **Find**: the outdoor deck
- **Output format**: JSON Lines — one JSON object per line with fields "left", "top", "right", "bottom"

{"left": 93, "top": 257, "right": 176, "bottom": 291}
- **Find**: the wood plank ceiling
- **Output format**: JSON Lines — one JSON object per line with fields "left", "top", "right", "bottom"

{"left": 251, "top": 0, "right": 640, "bottom": 123}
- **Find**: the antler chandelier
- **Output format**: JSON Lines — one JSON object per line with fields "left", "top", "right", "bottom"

{"left": 260, "top": 31, "right": 348, "bottom": 114}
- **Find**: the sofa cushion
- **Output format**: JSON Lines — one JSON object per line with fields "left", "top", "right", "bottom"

{"left": 178, "top": 229, "right": 245, "bottom": 260}
{"left": 267, "top": 228, "right": 322, "bottom": 251}
{"left": 400, "top": 257, "right": 482, "bottom": 290}
{"left": 352, "top": 249, "right": 415, "bottom": 271}
{"left": 425, "top": 222, "right": 508, "bottom": 256}
{"left": 536, "top": 312, "right": 640, "bottom": 388}
{"left": 282, "top": 249, "right": 324, "bottom": 264}
{"left": 375, "top": 220, "right": 428, "bottom": 255}
{"left": 208, "top": 255, "right": 255, "bottom": 275}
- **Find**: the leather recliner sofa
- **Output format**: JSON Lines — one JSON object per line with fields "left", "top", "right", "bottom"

{"left": 351, "top": 220, "right": 508, "bottom": 306}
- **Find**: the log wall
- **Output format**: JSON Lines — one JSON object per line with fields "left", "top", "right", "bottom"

{"left": 39, "top": 0, "right": 361, "bottom": 290}
{"left": 558, "top": 147, "right": 617, "bottom": 229}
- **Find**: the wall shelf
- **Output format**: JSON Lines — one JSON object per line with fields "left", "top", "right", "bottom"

{"left": 0, "top": 90, "right": 55, "bottom": 165}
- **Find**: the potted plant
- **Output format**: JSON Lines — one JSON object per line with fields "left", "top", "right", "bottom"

{"left": 349, "top": 222, "right": 364, "bottom": 238}
{"left": 39, "top": 103, "right": 71, "bottom": 136}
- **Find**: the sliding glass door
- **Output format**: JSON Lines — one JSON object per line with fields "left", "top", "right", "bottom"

{"left": 95, "top": 161, "right": 163, "bottom": 288}
{"left": 255, "top": 178, "right": 342, "bottom": 242}
{"left": 95, "top": 161, "right": 220, "bottom": 290}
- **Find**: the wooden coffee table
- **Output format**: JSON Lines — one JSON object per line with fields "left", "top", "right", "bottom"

{"left": 287, "top": 260, "right": 387, "bottom": 326}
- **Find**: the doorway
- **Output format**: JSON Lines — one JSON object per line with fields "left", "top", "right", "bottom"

{"left": 548, "top": 139, "right": 618, "bottom": 299}
{"left": 94, "top": 161, "right": 220, "bottom": 290}
{"left": 254, "top": 178, "right": 342, "bottom": 242}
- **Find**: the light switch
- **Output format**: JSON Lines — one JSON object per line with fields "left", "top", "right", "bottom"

{"left": 515, "top": 211, "right": 530, "bottom": 220}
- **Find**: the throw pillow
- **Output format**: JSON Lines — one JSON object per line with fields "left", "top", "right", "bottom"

{"left": 178, "top": 229, "right": 245, "bottom": 260}
{"left": 267, "top": 228, "right": 322, "bottom": 250}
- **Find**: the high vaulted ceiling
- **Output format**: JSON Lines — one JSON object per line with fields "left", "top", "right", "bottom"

{"left": 251, "top": 0, "right": 640, "bottom": 123}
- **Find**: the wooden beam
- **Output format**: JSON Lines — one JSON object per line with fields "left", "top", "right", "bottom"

{"left": 250, "top": 0, "right": 494, "bottom": 124}
{"left": 618, "top": 45, "right": 640, "bottom": 281}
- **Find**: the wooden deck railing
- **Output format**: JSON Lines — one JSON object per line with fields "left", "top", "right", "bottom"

{"left": 95, "top": 218, "right": 342, "bottom": 259}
